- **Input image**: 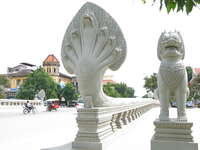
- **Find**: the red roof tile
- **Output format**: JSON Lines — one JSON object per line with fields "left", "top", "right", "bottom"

{"left": 102, "top": 79, "right": 116, "bottom": 84}
{"left": 43, "top": 54, "right": 59, "bottom": 63}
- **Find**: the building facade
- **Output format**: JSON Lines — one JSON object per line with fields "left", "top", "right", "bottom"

{"left": 3, "top": 55, "right": 73, "bottom": 98}
{"left": 42, "top": 54, "right": 72, "bottom": 84}
{"left": 1, "top": 54, "right": 115, "bottom": 98}
{"left": 7, "top": 63, "right": 37, "bottom": 89}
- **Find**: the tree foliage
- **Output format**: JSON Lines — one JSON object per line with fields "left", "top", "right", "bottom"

{"left": 103, "top": 83, "right": 121, "bottom": 97}
{"left": 0, "top": 75, "right": 9, "bottom": 87}
{"left": 0, "top": 76, "right": 9, "bottom": 99}
{"left": 16, "top": 67, "right": 58, "bottom": 100}
{"left": 60, "top": 83, "right": 79, "bottom": 103}
{"left": 103, "top": 83, "right": 135, "bottom": 98}
{"left": 0, "top": 88, "right": 4, "bottom": 99}
{"left": 188, "top": 74, "right": 200, "bottom": 101}
{"left": 144, "top": 73, "right": 158, "bottom": 93}
{"left": 186, "top": 66, "right": 193, "bottom": 82}
{"left": 142, "top": 0, "right": 200, "bottom": 14}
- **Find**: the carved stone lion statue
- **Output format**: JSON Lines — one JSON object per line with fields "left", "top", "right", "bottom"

{"left": 157, "top": 31, "right": 188, "bottom": 121}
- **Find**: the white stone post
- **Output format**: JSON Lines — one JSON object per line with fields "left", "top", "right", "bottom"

{"left": 110, "top": 113, "right": 118, "bottom": 132}
{"left": 72, "top": 107, "right": 114, "bottom": 150}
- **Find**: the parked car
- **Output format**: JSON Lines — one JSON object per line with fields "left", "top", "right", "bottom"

{"left": 198, "top": 103, "right": 200, "bottom": 108}
{"left": 170, "top": 101, "right": 177, "bottom": 107}
{"left": 186, "top": 101, "right": 193, "bottom": 108}
{"left": 68, "top": 101, "right": 78, "bottom": 107}
{"left": 75, "top": 99, "right": 84, "bottom": 109}
{"left": 171, "top": 101, "right": 194, "bottom": 108}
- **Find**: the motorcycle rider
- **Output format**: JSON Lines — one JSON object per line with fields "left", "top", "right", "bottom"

{"left": 25, "top": 101, "right": 33, "bottom": 111}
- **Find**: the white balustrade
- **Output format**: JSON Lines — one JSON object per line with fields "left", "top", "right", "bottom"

{"left": 0, "top": 99, "right": 42, "bottom": 106}
{"left": 72, "top": 99, "right": 159, "bottom": 150}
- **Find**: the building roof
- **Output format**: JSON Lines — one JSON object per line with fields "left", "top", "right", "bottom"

{"left": 7, "top": 69, "right": 33, "bottom": 77}
{"left": 43, "top": 54, "right": 59, "bottom": 64}
{"left": 59, "top": 72, "right": 72, "bottom": 79}
{"left": 20, "top": 62, "right": 36, "bottom": 67}
{"left": 7, "top": 62, "right": 37, "bottom": 74}
{"left": 102, "top": 75, "right": 115, "bottom": 84}
{"left": 102, "top": 79, "right": 116, "bottom": 85}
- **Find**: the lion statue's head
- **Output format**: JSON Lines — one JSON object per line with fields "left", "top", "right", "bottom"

{"left": 157, "top": 31, "right": 185, "bottom": 61}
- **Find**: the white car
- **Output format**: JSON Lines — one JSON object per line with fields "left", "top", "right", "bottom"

{"left": 75, "top": 100, "right": 84, "bottom": 109}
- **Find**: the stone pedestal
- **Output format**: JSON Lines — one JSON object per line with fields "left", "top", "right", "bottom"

{"left": 151, "top": 119, "right": 198, "bottom": 150}
{"left": 72, "top": 107, "right": 114, "bottom": 150}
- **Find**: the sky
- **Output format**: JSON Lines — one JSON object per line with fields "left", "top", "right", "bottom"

{"left": 0, "top": 0, "right": 200, "bottom": 96}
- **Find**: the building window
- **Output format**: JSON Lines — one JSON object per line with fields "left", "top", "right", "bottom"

{"left": 47, "top": 68, "right": 51, "bottom": 73}
{"left": 54, "top": 68, "right": 56, "bottom": 73}
{"left": 17, "top": 79, "right": 21, "bottom": 87}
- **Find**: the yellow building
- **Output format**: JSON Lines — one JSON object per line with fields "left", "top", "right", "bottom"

{"left": 42, "top": 54, "right": 72, "bottom": 84}
{"left": 7, "top": 63, "right": 37, "bottom": 89}
{"left": 5, "top": 55, "right": 73, "bottom": 89}
{"left": 2, "top": 54, "right": 113, "bottom": 98}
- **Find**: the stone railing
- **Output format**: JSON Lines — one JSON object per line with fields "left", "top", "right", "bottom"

{"left": 0, "top": 99, "right": 42, "bottom": 106}
{"left": 72, "top": 98, "right": 159, "bottom": 150}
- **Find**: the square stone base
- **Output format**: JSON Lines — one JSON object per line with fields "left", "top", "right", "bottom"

{"left": 72, "top": 141, "right": 103, "bottom": 150}
{"left": 151, "top": 119, "right": 198, "bottom": 150}
{"left": 72, "top": 134, "right": 113, "bottom": 150}
{"left": 151, "top": 139, "right": 198, "bottom": 150}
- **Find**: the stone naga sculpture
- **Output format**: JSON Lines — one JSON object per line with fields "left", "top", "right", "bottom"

{"left": 34, "top": 89, "right": 45, "bottom": 100}
{"left": 157, "top": 31, "right": 188, "bottom": 121}
{"left": 61, "top": 2, "right": 126, "bottom": 107}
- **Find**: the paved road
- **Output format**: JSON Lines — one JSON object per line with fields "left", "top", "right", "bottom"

{"left": 0, "top": 106, "right": 77, "bottom": 150}
{"left": 107, "top": 107, "right": 200, "bottom": 150}
{"left": 0, "top": 106, "right": 200, "bottom": 150}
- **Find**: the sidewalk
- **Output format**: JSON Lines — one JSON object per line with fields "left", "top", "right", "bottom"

{"left": 0, "top": 107, "right": 199, "bottom": 150}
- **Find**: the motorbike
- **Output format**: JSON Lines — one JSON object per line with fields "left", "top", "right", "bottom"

{"left": 23, "top": 106, "right": 36, "bottom": 114}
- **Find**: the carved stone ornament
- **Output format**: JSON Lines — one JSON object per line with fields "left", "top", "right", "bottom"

{"left": 157, "top": 31, "right": 188, "bottom": 121}
{"left": 61, "top": 2, "right": 127, "bottom": 107}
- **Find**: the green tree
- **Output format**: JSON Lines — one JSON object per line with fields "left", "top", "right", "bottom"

{"left": 188, "top": 74, "right": 200, "bottom": 101}
{"left": 60, "top": 83, "right": 79, "bottom": 103}
{"left": 56, "top": 84, "right": 63, "bottom": 99}
{"left": 16, "top": 67, "right": 58, "bottom": 100}
{"left": 186, "top": 66, "right": 193, "bottom": 82}
{"left": 103, "top": 82, "right": 135, "bottom": 98}
{"left": 0, "top": 88, "right": 4, "bottom": 99}
{"left": 142, "top": 0, "right": 200, "bottom": 14}
{"left": 0, "top": 75, "right": 9, "bottom": 87}
{"left": 115, "top": 83, "right": 135, "bottom": 98}
{"left": 144, "top": 73, "right": 158, "bottom": 93}
{"left": 103, "top": 83, "right": 121, "bottom": 97}
{"left": 0, "top": 76, "right": 9, "bottom": 99}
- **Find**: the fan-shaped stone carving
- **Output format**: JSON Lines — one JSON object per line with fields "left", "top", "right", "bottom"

{"left": 61, "top": 2, "right": 127, "bottom": 107}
